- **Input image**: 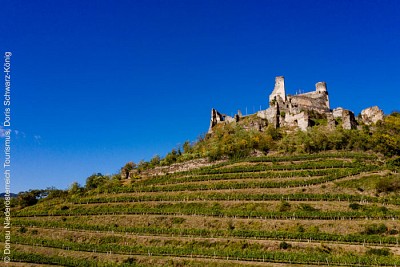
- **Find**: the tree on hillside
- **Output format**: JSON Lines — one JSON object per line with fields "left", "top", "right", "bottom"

{"left": 373, "top": 113, "right": 400, "bottom": 156}
{"left": 17, "top": 190, "right": 42, "bottom": 208}
{"left": 68, "top": 182, "right": 83, "bottom": 195}
{"left": 85, "top": 173, "right": 107, "bottom": 190}
{"left": 150, "top": 155, "right": 161, "bottom": 167}
{"left": 163, "top": 149, "right": 179, "bottom": 165}
{"left": 183, "top": 141, "right": 192, "bottom": 154}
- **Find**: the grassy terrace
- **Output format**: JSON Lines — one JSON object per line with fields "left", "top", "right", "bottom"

{"left": 10, "top": 152, "right": 400, "bottom": 266}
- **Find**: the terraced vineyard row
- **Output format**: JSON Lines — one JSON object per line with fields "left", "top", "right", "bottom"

{"left": 124, "top": 167, "right": 379, "bottom": 193}
{"left": 136, "top": 167, "right": 360, "bottom": 186}
{"left": 156, "top": 153, "right": 379, "bottom": 178}
{"left": 15, "top": 201, "right": 400, "bottom": 220}
{"left": 13, "top": 217, "right": 400, "bottom": 246}
{"left": 70, "top": 192, "right": 396, "bottom": 204}
{"left": 7, "top": 230, "right": 400, "bottom": 266}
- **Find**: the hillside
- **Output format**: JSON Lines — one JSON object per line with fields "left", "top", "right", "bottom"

{"left": 6, "top": 149, "right": 400, "bottom": 266}
{"left": 3, "top": 112, "right": 400, "bottom": 266}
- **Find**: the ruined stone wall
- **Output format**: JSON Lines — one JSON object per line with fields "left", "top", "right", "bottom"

{"left": 315, "top": 82, "right": 329, "bottom": 107}
{"left": 208, "top": 108, "right": 236, "bottom": 133}
{"left": 269, "top": 76, "right": 286, "bottom": 103}
{"left": 332, "top": 107, "right": 344, "bottom": 118}
{"left": 288, "top": 93, "right": 329, "bottom": 114}
{"left": 283, "top": 112, "right": 309, "bottom": 131}
{"left": 332, "top": 107, "right": 357, "bottom": 130}
{"left": 316, "top": 82, "right": 327, "bottom": 93}
{"left": 208, "top": 76, "right": 383, "bottom": 134}
{"left": 257, "top": 106, "right": 278, "bottom": 128}
{"left": 342, "top": 110, "right": 357, "bottom": 130}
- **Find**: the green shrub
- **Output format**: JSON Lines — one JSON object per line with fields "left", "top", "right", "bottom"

{"left": 297, "top": 225, "right": 305, "bottom": 233}
{"left": 298, "top": 203, "right": 317, "bottom": 212}
{"left": 363, "top": 224, "right": 388, "bottom": 235}
{"left": 386, "top": 157, "right": 400, "bottom": 171}
{"left": 17, "top": 191, "right": 40, "bottom": 208}
{"left": 18, "top": 226, "right": 27, "bottom": 233}
{"left": 85, "top": 173, "right": 108, "bottom": 190}
{"left": 30, "top": 229, "right": 38, "bottom": 235}
{"left": 389, "top": 229, "right": 399, "bottom": 235}
{"left": 309, "top": 225, "right": 320, "bottom": 233}
{"left": 122, "top": 257, "right": 137, "bottom": 264}
{"left": 317, "top": 244, "right": 332, "bottom": 254}
{"left": 376, "top": 176, "right": 400, "bottom": 193}
{"left": 279, "top": 201, "right": 291, "bottom": 212}
{"left": 279, "top": 241, "right": 291, "bottom": 250}
{"left": 366, "top": 248, "right": 391, "bottom": 256}
{"left": 227, "top": 219, "right": 235, "bottom": 231}
{"left": 349, "top": 203, "right": 362, "bottom": 210}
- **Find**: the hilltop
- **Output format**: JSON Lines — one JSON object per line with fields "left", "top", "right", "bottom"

{"left": 209, "top": 76, "right": 384, "bottom": 133}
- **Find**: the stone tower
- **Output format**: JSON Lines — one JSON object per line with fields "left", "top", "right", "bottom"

{"left": 315, "top": 82, "right": 327, "bottom": 93}
{"left": 269, "top": 76, "right": 286, "bottom": 103}
{"left": 315, "top": 82, "right": 330, "bottom": 109}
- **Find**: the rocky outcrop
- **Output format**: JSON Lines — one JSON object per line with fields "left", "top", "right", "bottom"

{"left": 342, "top": 110, "right": 357, "bottom": 130}
{"left": 361, "top": 106, "right": 384, "bottom": 125}
{"left": 332, "top": 107, "right": 344, "bottom": 119}
{"left": 333, "top": 107, "right": 357, "bottom": 129}
{"left": 326, "top": 113, "right": 336, "bottom": 129}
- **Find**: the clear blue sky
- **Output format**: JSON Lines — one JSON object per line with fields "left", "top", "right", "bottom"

{"left": 1, "top": 0, "right": 399, "bottom": 193}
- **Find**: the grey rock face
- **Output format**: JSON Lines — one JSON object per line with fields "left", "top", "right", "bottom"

{"left": 342, "top": 110, "right": 357, "bottom": 130}
{"left": 361, "top": 106, "right": 384, "bottom": 125}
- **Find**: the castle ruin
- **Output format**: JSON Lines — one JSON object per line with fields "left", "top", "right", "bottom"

{"left": 209, "top": 76, "right": 384, "bottom": 133}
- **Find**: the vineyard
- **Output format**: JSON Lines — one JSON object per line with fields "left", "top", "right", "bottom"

{"left": 5, "top": 151, "right": 400, "bottom": 266}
